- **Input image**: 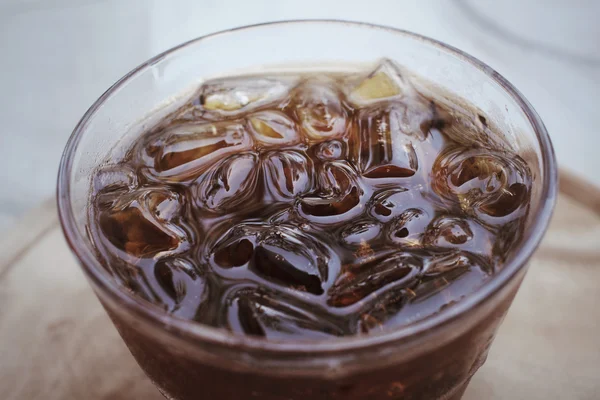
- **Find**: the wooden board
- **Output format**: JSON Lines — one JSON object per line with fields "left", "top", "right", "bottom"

{"left": 1, "top": 179, "right": 599, "bottom": 400}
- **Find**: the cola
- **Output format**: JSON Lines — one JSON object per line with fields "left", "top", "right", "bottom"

{"left": 90, "top": 59, "right": 531, "bottom": 340}
{"left": 88, "top": 59, "right": 532, "bottom": 399}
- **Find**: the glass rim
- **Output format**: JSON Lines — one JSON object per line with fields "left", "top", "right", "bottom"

{"left": 57, "top": 19, "right": 558, "bottom": 355}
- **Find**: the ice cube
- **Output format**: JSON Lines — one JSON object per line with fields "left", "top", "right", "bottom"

{"left": 92, "top": 164, "right": 138, "bottom": 194}
{"left": 480, "top": 183, "right": 529, "bottom": 218}
{"left": 226, "top": 288, "right": 345, "bottom": 339}
{"left": 492, "top": 219, "right": 525, "bottom": 261}
{"left": 143, "top": 121, "right": 253, "bottom": 182}
{"left": 425, "top": 216, "right": 472, "bottom": 245}
{"left": 213, "top": 238, "right": 255, "bottom": 268}
{"left": 313, "top": 139, "right": 345, "bottom": 161}
{"left": 385, "top": 208, "right": 431, "bottom": 247}
{"left": 423, "top": 215, "right": 494, "bottom": 257}
{"left": 150, "top": 258, "right": 208, "bottom": 319}
{"left": 97, "top": 187, "right": 191, "bottom": 258}
{"left": 368, "top": 188, "right": 429, "bottom": 223}
{"left": 210, "top": 222, "right": 264, "bottom": 268}
{"left": 93, "top": 165, "right": 140, "bottom": 209}
{"left": 432, "top": 148, "right": 531, "bottom": 224}
{"left": 267, "top": 206, "right": 299, "bottom": 226}
{"left": 263, "top": 150, "right": 313, "bottom": 201}
{"left": 251, "top": 246, "right": 323, "bottom": 295}
{"left": 328, "top": 251, "right": 422, "bottom": 308}
{"left": 384, "top": 251, "right": 492, "bottom": 327}
{"left": 210, "top": 222, "right": 336, "bottom": 296}
{"left": 192, "top": 152, "right": 260, "bottom": 213}
{"left": 339, "top": 219, "right": 382, "bottom": 248}
{"left": 199, "top": 76, "right": 292, "bottom": 118}
{"left": 299, "top": 161, "right": 364, "bottom": 224}
{"left": 423, "top": 251, "right": 481, "bottom": 277}
{"left": 247, "top": 111, "right": 300, "bottom": 148}
{"left": 350, "top": 103, "right": 424, "bottom": 180}
{"left": 292, "top": 80, "right": 348, "bottom": 141}
{"left": 249, "top": 225, "right": 333, "bottom": 295}
{"left": 346, "top": 59, "right": 413, "bottom": 106}
{"left": 412, "top": 251, "right": 491, "bottom": 300}
{"left": 356, "top": 288, "right": 408, "bottom": 334}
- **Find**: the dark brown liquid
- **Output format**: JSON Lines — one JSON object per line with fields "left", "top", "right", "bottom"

{"left": 90, "top": 60, "right": 531, "bottom": 340}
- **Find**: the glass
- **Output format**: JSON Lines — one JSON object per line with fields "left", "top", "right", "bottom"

{"left": 57, "top": 21, "right": 557, "bottom": 400}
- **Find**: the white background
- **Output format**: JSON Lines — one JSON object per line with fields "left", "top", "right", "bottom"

{"left": 1, "top": 0, "right": 598, "bottom": 231}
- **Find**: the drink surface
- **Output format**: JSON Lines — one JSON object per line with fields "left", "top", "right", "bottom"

{"left": 90, "top": 60, "right": 531, "bottom": 340}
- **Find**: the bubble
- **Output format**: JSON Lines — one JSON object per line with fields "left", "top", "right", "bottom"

{"left": 142, "top": 121, "right": 253, "bottom": 182}
{"left": 292, "top": 80, "right": 348, "bottom": 141}
{"left": 192, "top": 152, "right": 260, "bottom": 213}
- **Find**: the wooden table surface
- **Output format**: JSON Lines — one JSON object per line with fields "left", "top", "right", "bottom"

{"left": 1, "top": 173, "right": 599, "bottom": 400}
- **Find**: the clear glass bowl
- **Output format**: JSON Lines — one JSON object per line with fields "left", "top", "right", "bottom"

{"left": 57, "top": 20, "right": 557, "bottom": 400}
